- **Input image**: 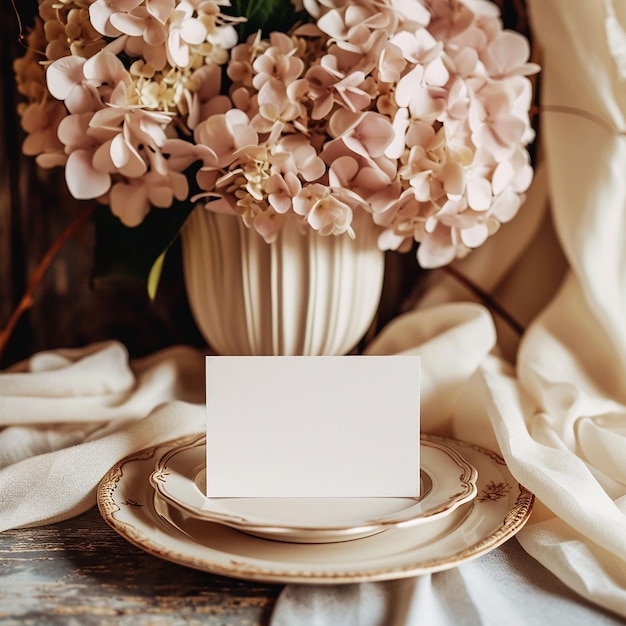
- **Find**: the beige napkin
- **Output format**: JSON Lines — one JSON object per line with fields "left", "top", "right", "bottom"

{"left": 0, "top": 342, "right": 206, "bottom": 531}
{"left": 472, "top": 0, "right": 626, "bottom": 616}
{"left": 458, "top": 3, "right": 626, "bottom": 615}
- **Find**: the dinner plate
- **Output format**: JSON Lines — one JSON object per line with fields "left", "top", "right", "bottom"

{"left": 97, "top": 434, "right": 534, "bottom": 584}
{"left": 149, "top": 434, "right": 478, "bottom": 542}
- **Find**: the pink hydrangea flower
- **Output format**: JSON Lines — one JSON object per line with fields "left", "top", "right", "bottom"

{"left": 16, "top": 0, "right": 539, "bottom": 269}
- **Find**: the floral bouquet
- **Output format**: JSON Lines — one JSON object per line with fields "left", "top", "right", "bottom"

{"left": 13, "top": 0, "right": 538, "bottom": 283}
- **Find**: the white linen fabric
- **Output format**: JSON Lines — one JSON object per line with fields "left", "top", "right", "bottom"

{"left": 0, "top": 343, "right": 206, "bottom": 531}
{"left": 271, "top": 539, "right": 623, "bottom": 626}
{"left": 494, "top": 0, "right": 626, "bottom": 617}
{"left": 3, "top": 0, "right": 626, "bottom": 623}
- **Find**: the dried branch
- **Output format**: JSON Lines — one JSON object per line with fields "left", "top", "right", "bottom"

{"left": 0, "top": 205, "right": 95, "bottom": 361}
{"left": 443, "top": 264, "right": 525, "bottom": 337}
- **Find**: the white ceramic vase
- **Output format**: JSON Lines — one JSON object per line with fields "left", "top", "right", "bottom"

{"left": 180, "top": 207, "right": 385, "bottom": 356}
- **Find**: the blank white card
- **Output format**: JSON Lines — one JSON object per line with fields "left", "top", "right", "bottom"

{"left": 205, "top": 355, "right": 420, "bottom": 498}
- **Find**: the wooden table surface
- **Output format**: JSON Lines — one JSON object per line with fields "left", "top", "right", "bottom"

{"left": 0, "top": 507, "right": 282, "bottom": 625}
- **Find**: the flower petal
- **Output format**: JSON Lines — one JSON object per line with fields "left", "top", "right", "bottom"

{"left": 110, "top": 181, "right": 150, "bottom": 227}
{"left": 466, "top": 177, "right": 492, "bottom": 211}
{"left": 46, "top": 56, "right": 86, "bottom": 101}
{"left": 180, "top": 18, "right": 207, "bottom": 45}
{"left": 65, "top": 150, "right": 111, "bottom": 199}
{"left": 417, "top": 228, "right": 457, "bottom": 268}
{"left": 461, "top": 222, "right": 489, "bottom": 248}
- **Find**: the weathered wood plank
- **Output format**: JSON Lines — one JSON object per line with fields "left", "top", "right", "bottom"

{"left": 0, "top": 507, "right": 281, "bottom": 625}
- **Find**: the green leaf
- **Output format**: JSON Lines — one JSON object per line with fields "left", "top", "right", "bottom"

{"left": 224, "top": 0, "right": 305, "bottom": 40}
{"left": 147, "top": 249, "right": 168, "bottom": 301}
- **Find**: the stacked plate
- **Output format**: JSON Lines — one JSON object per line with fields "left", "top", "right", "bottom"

{"left": 97, "top": 433, "right": 534, "bottom": 584}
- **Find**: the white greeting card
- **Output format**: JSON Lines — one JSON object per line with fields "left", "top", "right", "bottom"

{"left": 205, "top": 355, "right": 420, "bottom": 498}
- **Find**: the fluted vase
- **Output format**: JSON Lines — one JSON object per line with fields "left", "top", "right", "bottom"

{"left": 180, "top": 208, "right": 385, "bottom": 356}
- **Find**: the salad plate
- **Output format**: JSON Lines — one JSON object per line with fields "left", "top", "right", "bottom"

{"left": 149, "top": 434, "right": 478, "bottom": 542}
{"left": 97, "top": 434, "right": 534, "bottom": 584}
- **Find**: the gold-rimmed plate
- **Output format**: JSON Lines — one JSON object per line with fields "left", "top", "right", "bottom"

{"left": 148, "top": 435, "right": 478, "bottom": 543}
{"left": 97, "top": 435, "right": 534, "bottom": 584}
